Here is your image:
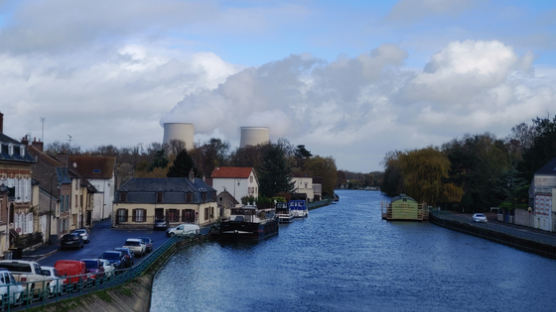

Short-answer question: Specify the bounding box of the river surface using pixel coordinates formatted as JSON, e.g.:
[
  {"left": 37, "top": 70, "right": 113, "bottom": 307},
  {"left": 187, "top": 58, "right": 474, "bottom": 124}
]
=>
[{"left": 151, "top": 190, "right": 556, "bottom": 312}]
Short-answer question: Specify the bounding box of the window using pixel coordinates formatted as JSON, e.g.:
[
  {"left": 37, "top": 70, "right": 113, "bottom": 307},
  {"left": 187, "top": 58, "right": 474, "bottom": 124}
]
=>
[
  {"left": 182, "top": 209, "right": 195, "bottom": 223},
  {"left": 201, "top": 192, "right": 207, "bottom": 201},
  {"left": 167, "top": 209, "right": 179, "bottom": 222},
  {"left": 155, "top": 208, "right": 164, "bottom": 220},
  {"left": 186, "top": 192, "right": 192, "bottom": 203},
  {"left": 119, "top": 192, "right": 127, "bottom": 202},
  {"left": 75, "top": 179, "right": 79, "bottom": 190},
  {"left": 75, "top": 195, "right": 78, "bottom": 208},
  {"left": 116, "top": 209, "right": 128, "bottom": 224},
  {"left": 204, "top": 207, "right": 209, "bottom": 220},
  {"left": 210, "top": 207, "right": 214, "bottom": 218},
  {"left": 250, "top": 176, "right": 253, "bottom": 183},
  {"left": 133, "top": 209, "right": 146, "bottom": 222},
  {"left": 80, "top": 195, "right": 83, "bottom": 207}
]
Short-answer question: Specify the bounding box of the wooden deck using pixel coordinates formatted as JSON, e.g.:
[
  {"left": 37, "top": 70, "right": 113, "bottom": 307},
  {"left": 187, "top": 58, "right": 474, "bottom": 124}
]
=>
[{"left": 381, "top": 202, "right": 429, "bottom": 221}]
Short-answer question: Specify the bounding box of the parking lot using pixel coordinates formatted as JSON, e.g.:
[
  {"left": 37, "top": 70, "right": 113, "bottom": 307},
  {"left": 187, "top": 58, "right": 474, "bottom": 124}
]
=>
[{"left": 39, "top": 220, "right": 170, "bottom": 267}]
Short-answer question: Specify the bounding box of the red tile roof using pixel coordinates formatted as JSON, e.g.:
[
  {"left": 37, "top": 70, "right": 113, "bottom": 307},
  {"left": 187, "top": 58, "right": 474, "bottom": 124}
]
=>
[
  {"left": 211, "top": 167, "right": 253, "bottom": 179},
  {"left": 68, "top": 155, "right": 116, "bottom": 179}
]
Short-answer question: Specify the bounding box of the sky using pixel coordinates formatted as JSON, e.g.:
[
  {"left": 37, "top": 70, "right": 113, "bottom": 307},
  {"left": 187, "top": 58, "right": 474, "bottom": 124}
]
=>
[{"left": 0, "top": 0, "right": 555, "bottom": 172}]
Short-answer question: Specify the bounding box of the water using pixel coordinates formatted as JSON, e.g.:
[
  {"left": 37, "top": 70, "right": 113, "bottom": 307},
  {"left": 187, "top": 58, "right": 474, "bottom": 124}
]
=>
[{"left": 151, "top": 190, "right": 556, "bottom": 311}]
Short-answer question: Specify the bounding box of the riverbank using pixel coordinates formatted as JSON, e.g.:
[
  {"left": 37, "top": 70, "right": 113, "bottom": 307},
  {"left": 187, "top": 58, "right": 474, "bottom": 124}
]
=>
[
  {"left": 430, "top": 210, "right": 556, "bottom": 259},
  {"left": 307, "top": 199, "right": 332, "bottom": 210}
]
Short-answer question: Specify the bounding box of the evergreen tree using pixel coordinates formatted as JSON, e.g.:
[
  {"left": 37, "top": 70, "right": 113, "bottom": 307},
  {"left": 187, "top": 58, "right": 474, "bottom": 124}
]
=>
[
  {"left": 167, "top": 149, "right": 195, "bottom": 177},
  {"left": 257, "top": 143, "right": 294, "bottom": 197}
]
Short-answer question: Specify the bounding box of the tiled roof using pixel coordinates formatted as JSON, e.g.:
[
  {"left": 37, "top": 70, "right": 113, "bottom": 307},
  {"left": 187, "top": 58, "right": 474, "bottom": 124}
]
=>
[
  {"left": 68, "top": 155, "right": 116, "bottom": 179},
  {"left": 211, "top": 167, "right": 253, "bottom": 179},
  {"left": 116, "top": 178, "right": 216, "bottom": 204},
  {"left": 535, "top": 157, "right": 556, "bottom": 176}
]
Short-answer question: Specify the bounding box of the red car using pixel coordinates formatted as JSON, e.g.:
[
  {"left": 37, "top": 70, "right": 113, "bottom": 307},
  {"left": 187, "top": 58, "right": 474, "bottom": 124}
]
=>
[{"left": 54, "top": 260, "right": 87, "bottom": 284}]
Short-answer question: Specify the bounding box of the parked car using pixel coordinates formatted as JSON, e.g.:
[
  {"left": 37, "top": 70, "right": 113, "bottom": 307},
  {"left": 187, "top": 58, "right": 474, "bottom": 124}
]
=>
[
  {"left": 154, "top": 219, "right": 169, "bottom": 230},
  {"left": 0, "top": 270, "right": 24, "bottom": 305},
  {"left": 99, "top": 251, "right": 125, "bottom": 270},
  {"left": 60, "top": 233, "right": 84, "bottom": 249},
  {"left": 114, "top": 248, "right": 134, "bottom": 268},
  {"left": 40, "top": 266, "right": 64, "bottom": 295},
  {"left": 139, "top": 237, "right": 153, "bottom": 253},
  {"left": 72, "top": 229, "right": 90, "bottom": 243},
  {"left": 99, "top": 259, "right": 115, "bottom": 278},
  {"left": 472, "top": 213, "right": 488, "bottom": 223},
  {"left": 54, "top": 260, "right": 87, "bottom": 284},
  {"left": 0, "top": 260, "right": 49, "bottom": 292},
  {"left": 167, "top": 223, "right": 200, "bottom": 237},
  {"left": 123, "top": 238, "right": 146, "bottom": 257},
  {"left": 81, "top": 259, "right": 105, "bottom": 281}
]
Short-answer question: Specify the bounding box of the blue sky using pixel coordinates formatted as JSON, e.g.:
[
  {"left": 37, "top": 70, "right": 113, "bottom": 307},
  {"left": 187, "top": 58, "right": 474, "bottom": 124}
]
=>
[{"left": 0, "top": 0, "right": 555, "bottom": 172}]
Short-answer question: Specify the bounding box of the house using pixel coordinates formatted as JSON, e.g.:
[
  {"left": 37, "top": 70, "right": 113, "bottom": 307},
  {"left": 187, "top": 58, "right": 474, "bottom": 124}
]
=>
[
  {"left": 530, "top": 158, "right": 556, "bottom": 232},
  {"left": 210, "top": 167, "right": 258, "bottom": 204},
  {"left": 69, "top": 155, "right": 115, "bottom": 221},
  {"left": 216, "top": 190, "right": 240, "bottom": 220},
  {"left": 291, "top": 176, "right": 314, "bottom": 201},
  {"left": 313, "top": 183, "right": 322, "bottom": 201},
  {"left": 382, "top": 194, "right": 428, "bottom": 221},
  {"left": 0, "top": 113, "right": 36, "bottom": 256},
  {"left": 113, "top": 177, "right": 218, "bottom": 229}
]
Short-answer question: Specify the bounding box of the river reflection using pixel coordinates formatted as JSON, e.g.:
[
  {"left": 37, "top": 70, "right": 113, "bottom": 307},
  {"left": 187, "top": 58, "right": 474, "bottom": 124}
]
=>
[{"left": 151, "top": 190, "right": 556, "bottom": 312}]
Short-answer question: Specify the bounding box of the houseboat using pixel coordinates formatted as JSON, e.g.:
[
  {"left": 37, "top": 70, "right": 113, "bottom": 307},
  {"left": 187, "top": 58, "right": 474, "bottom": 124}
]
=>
[
  {"left": 289, "top": 200, "right": 308, "bottom": 218},
  {"left": 219, "top": 204, "right": 279, "bottom": 240},
  {"left": 275, "top": 202, "right": 294, "bottom": 223},
  {"left": 381, "top": 194, "right": 429, "bottom": 221}
]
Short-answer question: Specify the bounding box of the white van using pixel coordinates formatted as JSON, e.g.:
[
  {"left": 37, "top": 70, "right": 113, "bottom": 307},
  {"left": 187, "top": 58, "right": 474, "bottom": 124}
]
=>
[{"left": 166, "top": 224, "right": 200, "bottom": 237}]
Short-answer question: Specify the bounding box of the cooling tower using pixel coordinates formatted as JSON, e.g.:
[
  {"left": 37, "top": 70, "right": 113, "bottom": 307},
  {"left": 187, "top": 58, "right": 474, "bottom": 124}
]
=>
[
  {"left": 163, "top": 123, "right": 194, "bottom": 151},
  {"left": 240, "top": 127, "right": 270, "bottom": 148}
]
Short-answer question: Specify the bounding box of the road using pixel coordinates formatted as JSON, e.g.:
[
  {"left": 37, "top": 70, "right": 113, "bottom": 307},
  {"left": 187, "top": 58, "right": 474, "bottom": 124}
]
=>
[
  {"left": 39, "top": 220, "right": 170, "bottom": 267},
  {"left": 433, "top": 210, "right": 556, "bottom": 247}
]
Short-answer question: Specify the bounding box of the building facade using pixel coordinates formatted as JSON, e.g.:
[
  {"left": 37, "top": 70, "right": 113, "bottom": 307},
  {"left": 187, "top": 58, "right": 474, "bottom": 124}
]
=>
[
  {"left": 113, "top": 177, "right": 218, "bottom": 229},
  {"left": 530, "top": 158, "right": 556, "bottom": 232},
  {"left": 211, "top": 167, "right": 258, "bottom": 204},
  {"left": 69, "top": 155, "right": 115, "bottom": 221},
  {"left": 291, "top": 176, "right": 314, "bottom": 201}
]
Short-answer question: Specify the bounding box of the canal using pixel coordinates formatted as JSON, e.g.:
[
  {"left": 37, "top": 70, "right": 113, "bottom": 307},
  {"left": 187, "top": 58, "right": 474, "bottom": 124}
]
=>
[{"left": 151, "top": 190, "right": 556, "bottom": 312}]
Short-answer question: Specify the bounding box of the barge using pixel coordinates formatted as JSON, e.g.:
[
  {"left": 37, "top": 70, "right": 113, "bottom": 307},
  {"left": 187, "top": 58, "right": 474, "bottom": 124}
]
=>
[
  {"left": 219, "top": 204, "right": 278, "bottom": 240},
  {"left": 276, "top": 202, "right": 294, "bottom": 223}
]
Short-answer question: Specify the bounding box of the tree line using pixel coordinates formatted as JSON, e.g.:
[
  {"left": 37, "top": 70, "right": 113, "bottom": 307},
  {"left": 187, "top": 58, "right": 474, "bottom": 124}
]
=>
[
  {"left": 381, "top": 115, "right": 556, "bottom": 212},
  {"left": 45, "top": 138, "right": 338, "bottom": 199}
]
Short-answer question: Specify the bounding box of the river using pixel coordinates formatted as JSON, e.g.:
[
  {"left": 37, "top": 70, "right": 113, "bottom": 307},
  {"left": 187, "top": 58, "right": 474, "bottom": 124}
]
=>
[{"left": 151, "top": 190, "right": 556, "bottom": 311}]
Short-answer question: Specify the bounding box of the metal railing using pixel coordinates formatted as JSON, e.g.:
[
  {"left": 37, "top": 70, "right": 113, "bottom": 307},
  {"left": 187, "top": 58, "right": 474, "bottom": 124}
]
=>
[{"left": 0, "top": 235, "right": 183, "bottom": 311}]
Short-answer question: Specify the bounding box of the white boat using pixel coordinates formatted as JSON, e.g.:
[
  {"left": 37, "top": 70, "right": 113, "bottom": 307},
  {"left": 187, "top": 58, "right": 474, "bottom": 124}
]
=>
[
  {"left": 275, "top": 202, "right": 294, "bottom": 223},
  {"left": 288, "top": 200, "right": 308, "bottom": 218}
]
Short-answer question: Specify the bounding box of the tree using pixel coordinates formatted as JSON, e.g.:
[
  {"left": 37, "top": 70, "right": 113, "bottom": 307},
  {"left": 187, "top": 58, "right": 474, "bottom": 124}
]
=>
[
  {"left": 167, "top": 149, "right": 195, "bottom": 177},
  {"left": 518, "top": 115, "right": 556, "bottom": 183},
  {"left": 381, "top": 151, "right": 403, "bottom": 196},
  {"left": 190, "top": 138, "right": 229, "bottom": 178},
  {"left": 303, "top": 156, "right": 337, "bottom": 197},
  {"left": 257, "top": 143, "right": 294, "bottom": 197}
]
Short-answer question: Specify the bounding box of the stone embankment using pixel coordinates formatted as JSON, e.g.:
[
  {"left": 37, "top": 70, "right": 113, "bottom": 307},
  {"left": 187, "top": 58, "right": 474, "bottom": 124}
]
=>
[{"left": 430, "top": 211, "right": 556, "bottom": 259}]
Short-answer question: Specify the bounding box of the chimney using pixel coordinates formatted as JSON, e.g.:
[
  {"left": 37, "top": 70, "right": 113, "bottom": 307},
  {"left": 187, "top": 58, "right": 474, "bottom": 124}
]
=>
[
  {"left": 21, "top": 136, "right": 29, "bottom": 146},
  {"left": 0, "top": 112, "right": 3, "bottom": 134},
  {"left": 31, "top": 137, "right": 44, "bottom": 152}
]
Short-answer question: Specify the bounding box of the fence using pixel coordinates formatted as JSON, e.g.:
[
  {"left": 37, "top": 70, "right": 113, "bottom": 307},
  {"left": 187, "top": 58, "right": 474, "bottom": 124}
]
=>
[{"left": 0, "top": 235, "right": 186, "bottom": 311}]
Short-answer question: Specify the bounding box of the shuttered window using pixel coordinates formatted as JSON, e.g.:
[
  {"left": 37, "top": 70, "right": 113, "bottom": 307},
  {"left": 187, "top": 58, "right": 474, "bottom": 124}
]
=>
[
  {"left": 167, "top": 209, "right": 179, "bottom": 222},
  {"left": 132, "top": 209, "right": 146, "bottom": 222},
  {"left": 116, "top": 209, "right": 128, "bottom": 224}
]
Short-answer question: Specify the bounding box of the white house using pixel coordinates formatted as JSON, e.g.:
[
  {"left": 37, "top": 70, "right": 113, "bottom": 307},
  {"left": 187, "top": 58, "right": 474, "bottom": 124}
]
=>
[
  {"left": 211, "top": 167, "right": 258, "bottom": 204},
  {"left": 69, "top": 155, "right": 115, "bottom": 221},
  {"left": 291, "top": 176, "right": 314, "bottom": 201},
  {"left": 530, "top": 157, "right": 556, "bottom": 232}
]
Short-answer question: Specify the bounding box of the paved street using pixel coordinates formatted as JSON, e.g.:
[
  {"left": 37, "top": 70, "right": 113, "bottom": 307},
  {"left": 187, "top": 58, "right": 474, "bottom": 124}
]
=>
[
  {"left": 38, "top": 220, "right": 170, "bottom": 267},
  {"left": 433, "top": 210, "right": 556, "bottom": 247}
]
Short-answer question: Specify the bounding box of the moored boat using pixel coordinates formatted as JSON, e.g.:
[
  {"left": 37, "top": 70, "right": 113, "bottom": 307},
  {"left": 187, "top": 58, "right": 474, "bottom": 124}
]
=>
[
  {"left": 219, "top": 204, "right": 278, "bottom": 240},
  {"left": 275, "top": 202, "right": 293, "bottom": 223},
  {"left": 288, "top": 200, "right": 308, "bottom": 218}
]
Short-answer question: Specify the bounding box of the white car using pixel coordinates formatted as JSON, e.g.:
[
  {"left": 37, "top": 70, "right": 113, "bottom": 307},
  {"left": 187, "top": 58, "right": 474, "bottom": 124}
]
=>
[
  {"left": 99, "top": 259, "right": 115, "bottom": 278},
  {"left": 472, "top": 213, "right": 488, "bottom": 223},
  {"left": 166, "top": 224, "right": 200, "bottom": 237},
  {"left": 39, "top": 266, "right": 64, "bottom": 295},
  {"left": 72, "top": 229, "right": 90, "bottom": 243},
  {"left": 0, "top": 270, "right": 24, "bottom": 305},
  {"left": 123, "top": 238, "right": 146, "bottom": 257}
]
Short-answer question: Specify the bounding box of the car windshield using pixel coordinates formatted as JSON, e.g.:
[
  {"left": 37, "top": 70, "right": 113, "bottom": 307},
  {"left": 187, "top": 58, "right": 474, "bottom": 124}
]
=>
[
  {"left": 125, "top": 241, "right": 141, "bottom": 246},
  {"left": 102, "top": 252, "right": 119, "bottom": 260},
  {"left": 83, "top": 260, "right": 98, "bottom": 268}
]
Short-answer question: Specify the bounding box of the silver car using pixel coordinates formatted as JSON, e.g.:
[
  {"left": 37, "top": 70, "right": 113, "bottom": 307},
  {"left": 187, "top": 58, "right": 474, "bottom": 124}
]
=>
[{"left": 72, "top": 229, "right": 90, "bottom": 243}]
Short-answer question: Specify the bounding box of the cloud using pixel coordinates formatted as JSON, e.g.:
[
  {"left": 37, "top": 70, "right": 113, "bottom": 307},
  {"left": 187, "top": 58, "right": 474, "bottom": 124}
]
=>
[{"left": 165, "top": 40, "right": 555, "bottom": 171}]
